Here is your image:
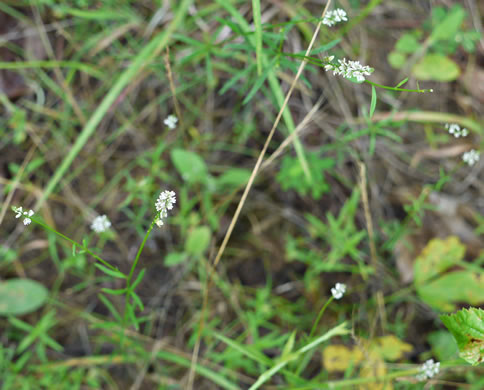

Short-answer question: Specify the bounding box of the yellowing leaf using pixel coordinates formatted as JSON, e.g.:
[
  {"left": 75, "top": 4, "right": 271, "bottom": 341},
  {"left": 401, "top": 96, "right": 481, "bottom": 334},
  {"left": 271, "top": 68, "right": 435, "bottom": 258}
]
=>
[
  {"left": 414, "top": 236, "right": 465, "bottom": 285},
  {"left": 322, "top": 345, "right": 363, "bottom": 372},
  {"left": 370, "top": 335, "right": 413, "bottom": 361},
  {"left": 414, "top": 237, "right": 484, "bottom": 312}
]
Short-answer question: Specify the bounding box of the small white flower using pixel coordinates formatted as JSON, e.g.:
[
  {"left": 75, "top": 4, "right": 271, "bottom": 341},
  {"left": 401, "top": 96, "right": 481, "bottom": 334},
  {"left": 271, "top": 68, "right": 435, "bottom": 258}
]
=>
[
  {"left": 324, "top": 58, "right": 374, "bottom": 82},
  {"left": 416, "top": 359, "right": 440, "bottom": 381},
  {"left": 164, "top": 115, "right": 178, "bottom": 130},
  {"left": 322, "top": 9, "right": 348, "bottom": 27},
  {"left": 331, "top": 283, "right": 346, "bottom": 300},
  {"left": 445, "top": 123, "right": 468, "bottom": 138},
  {"left": 13, "top": 206, "right": 34, "bottom": 226},
  {"left": 155, "top": 190, "right": 176, "bottom": 227},
  {"left": 462, "top": 149, "right": 480, "bottom": 166},
  {"left": 91, "top": 215, "right": 111, "bottom": 233}
]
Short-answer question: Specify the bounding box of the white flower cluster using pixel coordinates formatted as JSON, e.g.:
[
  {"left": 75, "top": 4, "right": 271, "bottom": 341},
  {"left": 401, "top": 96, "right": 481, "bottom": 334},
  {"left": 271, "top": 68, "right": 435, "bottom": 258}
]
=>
[
  {"left": 155, "top": 190, "right": 176, "bottom": 227},
  {"left": 14, "top": 206, "right": 34, "bottom": 225},
  {"left": 462, "top": 149, "right": 480, "bottom": 166},
  {"left": 331, "top": 283, "right": 346, "bottom": 300},
  {"left": 91, "top": 215, "right": 111, "bottom": 233},
  {"left": 324, "top": 57, "right": 374, "bottom": 82},
  {"left": 322, "top": 9, "right": 348, "bottom": 27},
  {"left": 445, "top": 123, "right": 468, "bottom": 138},
  {"left": 164, "top": 115, "right": 178, "bottom": 130},
  {"left": 416, "top": 359, "right": 440, "bottom": 381}
]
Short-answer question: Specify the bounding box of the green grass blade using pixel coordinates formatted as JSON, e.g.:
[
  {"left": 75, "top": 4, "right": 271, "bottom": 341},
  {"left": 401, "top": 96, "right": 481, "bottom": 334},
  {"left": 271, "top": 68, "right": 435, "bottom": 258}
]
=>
[
  {"left": 214, "top": 333, "right": 272, "bottom": 365},
  {"left": 156, "top": 350, "right": 240, "bottom": 390},
  {"left": 0, "top": 61, "right": 104, "bottom": 79},
  {"left": 252, "top": 0, "right": 263, "bottom": 75},
  {"left": 248, "top": 322, "right": 349, "bottom": 389},
  {"left": 35, "top": 0, "right": 193, "bottom": 209}
]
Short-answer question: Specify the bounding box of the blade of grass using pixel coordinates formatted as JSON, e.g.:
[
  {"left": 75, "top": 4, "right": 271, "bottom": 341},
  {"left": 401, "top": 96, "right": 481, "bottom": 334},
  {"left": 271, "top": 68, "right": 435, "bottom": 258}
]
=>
[
  {"left": 252, "top": 0, "right": 263, "bottom": 75},
  {"left": 249, "top": 322, "right": 349, "bottom": 390},
  {"left": 34, "top": 0, "right": 193, "bottom": 210},
  {"left": 0, "top": 61, "right": 104, "bottom": 79},
  {"left": 156, "top": 350, "right": 240, "bottom": 390}
]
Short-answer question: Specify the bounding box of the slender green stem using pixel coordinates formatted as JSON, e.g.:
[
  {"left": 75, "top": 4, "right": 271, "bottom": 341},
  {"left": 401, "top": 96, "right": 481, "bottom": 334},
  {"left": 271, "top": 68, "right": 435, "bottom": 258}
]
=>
[
  {"left": 309, "top": 297, "right": 333, "bottom": 339},
  {"left": 365, "top": 80, "right": 433, "bottom": 93},
  {"left": 32, "top": 218, "right": 116, "bottom": 271},
  {"left": 122, "top": 218, "right": 156, "bottom": 330},
  {"left": 127, "top": 219, "right": 156, "bottom": 284}
]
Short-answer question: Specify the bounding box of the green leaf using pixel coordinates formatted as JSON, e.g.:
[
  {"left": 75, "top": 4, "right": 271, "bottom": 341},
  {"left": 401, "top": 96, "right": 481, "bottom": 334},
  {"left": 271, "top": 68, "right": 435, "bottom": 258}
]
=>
[
  {"left": 395, "top": 77, "right": 408, "bottom": 88},
  {"left": 131, "top": 268, "right": 146, "bottom": 290},
  {"left": 98, "top": 294, "right": 122, "bottom": 322},
  {"left": 428, "top": 331, "right": 459, "bottom": 361},
  {"left": 441, "top": 308, "right": 484, "bottom": 365},
  {"left": 369, "top": 86, "right": 377, "bottom": 118},
  {"left": 242, "top": 57, "right": 277, "bottom": 105},
  {"left": 387, "top": 51, "right": 407, "bottom": 69},
  {"left": 417, "top": 271, "right": 484, "bottom": 312},
  {"left": 171, "top": 149, "right": 209, "bottom": 185},
  {"left": 185, "top": 226, "right": 211, "bottom": 257},
  {"left": 430, "top": 5, "right": 466, "bottom": 43},
  {"left": 101, "top": 287, "right": 127, "bottom": 295},
  {"left": 165, "top": 251, "right": 188, "bottom": 267},
  {"left": 412, "top": 53, "right": 460, "bottom": 81},
  {"left": 395, "top": 33, "right": 420, "bottom": 53},
  {"left": 216, "top": 168, "right": 251, "bottom": 189},
  {"left": 0, "top": 279, "right": 48, "bottom": 316},
  {"left": 94, "top": 264, "right": 126, "bottom": 279},
  {"left": 276, "top": 153, "right": 334, "bottom": 200}
]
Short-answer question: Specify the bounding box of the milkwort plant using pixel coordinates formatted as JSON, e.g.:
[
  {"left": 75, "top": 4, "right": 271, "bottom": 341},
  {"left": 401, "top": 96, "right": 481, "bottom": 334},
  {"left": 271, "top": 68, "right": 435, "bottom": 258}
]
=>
[
  {"left": 3, "top": 0, "right": 483, "bottom": 388},
  {"left": 11, "top": 189, "right": 176, "bottom": 333}
]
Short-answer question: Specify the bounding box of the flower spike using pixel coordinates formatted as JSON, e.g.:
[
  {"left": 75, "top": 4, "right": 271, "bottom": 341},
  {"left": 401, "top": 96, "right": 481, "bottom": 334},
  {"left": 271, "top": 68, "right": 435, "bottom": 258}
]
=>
[{"left": 13, "top": 206, "right": 35, "bottom": 226}]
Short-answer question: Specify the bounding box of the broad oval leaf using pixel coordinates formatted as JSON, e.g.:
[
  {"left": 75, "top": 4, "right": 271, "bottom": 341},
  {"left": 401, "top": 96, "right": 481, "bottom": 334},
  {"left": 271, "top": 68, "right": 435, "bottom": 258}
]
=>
[
  {"left": 412, "top": 54, "right": 460, "bottom": 81},
  {"left": 185, "top": 226, "right": 211, "bottom": 256},
  {"left": 0, "top": 278, "right": 48, "bottom": 316},
  {"left": 395, "top": 33, "right": 420, "bottom": 54},
  {"left": 171, "top": 149, "right": 208, "bottom": 185}
]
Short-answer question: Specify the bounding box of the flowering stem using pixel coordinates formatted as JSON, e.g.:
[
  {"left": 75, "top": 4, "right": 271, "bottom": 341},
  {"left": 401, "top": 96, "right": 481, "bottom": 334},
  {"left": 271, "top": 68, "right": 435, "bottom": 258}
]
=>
[
  {"left": 365, "top": 80, "right": 433, "bottom": 93},
  {"left": 32, "top": 218, "right": 117, "bottom": 271},
  {"left": 309, "top": 297, "right": 333, "bottom": 339},
  {"left": 127, "top": 219, "right": 155, "bottom": 284},
  {"left": 122, "top": 218, "right": 156, "bottom": 330}
]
